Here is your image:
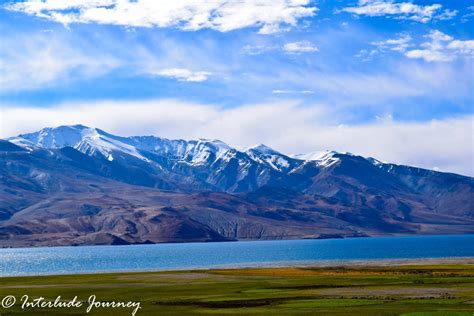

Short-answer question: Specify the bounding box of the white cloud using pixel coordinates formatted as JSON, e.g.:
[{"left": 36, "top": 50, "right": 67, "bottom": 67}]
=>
[
  {"left": 283, "top": 41, "right": 318, "bottom": 53},
  {"left": 1, "top": 100, "right": 473, "bottom": 176},
  {"left": 154, "top": 68, "right": 211, "bottom": 82},
  {"left": 405, "top": 49, "right": 452, "bottom": 62},
  {"left": 5, "top": 0, "right": 317, "bottom": 34},
  {"left": 405, "top": 30, "right": 473, "bottom": 62},
  {"left": 342, "top": 0, "right": 457, "bottom": 23},
  {"left": 447, "top": 40, "right": 474, "bottom": 55},
  {"left": 362, "top": 30, "right": 474, "bottom": 63}
]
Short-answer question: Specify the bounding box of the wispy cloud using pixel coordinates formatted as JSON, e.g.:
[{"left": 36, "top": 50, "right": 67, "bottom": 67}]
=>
[
  {"left": 154, "top": 68, "right": 212, "bottom": 82},
  {"left": 461, "top": 5, "right": 474, "bottom": 22},
  {"left": 241, "top": 41, "right": 318, "bottom": 56},
  {"left": 0, "top": 33, "right": 120, "bottom": 91},
  {"left": 5, "top": 0, "right": 317, "bottom": 34},
  {"left": 0, "top": 28, "right": 224, "bottom": 91},
  {"left": 272, "top": 89, "right": 314, "bottom": 94},
  {"left": 357, "top": 33, "right": 412, "bottom": 61},
  {"left": 241, "top": 44, "right": 278, "bottom": 56},
  {"left": 2, "top": 100, "right": 473, "bottom": 176},
  {"left": 283, "top": 41, "right": 318, "bottom": 53},
  {"left": 370, "top": 34, "right": 412, "bottom": 52},
  {"left": 341, "top": 0, "right": 457, "bottom": 23},
  {"left": 360, "top": 30, "right": 474, "bottom": 62}
]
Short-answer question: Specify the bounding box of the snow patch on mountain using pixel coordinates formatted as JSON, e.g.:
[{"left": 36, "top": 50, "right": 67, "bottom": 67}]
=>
[
  {"left": 7, "top": 137, "right": 38, "bottom": 151},
  {"left": 292, "top": 150, "right": 334, "bottom": 161},
  {"left": 367, "top": 157, "right": 384, "bottom": 167},
  {"left": 292, "top": 150, "right": 362, "bottom": 168},
  {"left": 9, "top": 125, "right": 150, "bottom": 162},
  {"left": 292, "top": 150, "right": 341, "bottom": 167},
  {"left": 245, "top": 144, "right": 292, "bottom": 171}
]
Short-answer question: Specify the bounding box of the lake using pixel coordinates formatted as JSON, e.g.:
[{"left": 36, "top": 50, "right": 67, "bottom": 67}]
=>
[{"left": 1, "top": 234, "right": 473, "bottom": 277}]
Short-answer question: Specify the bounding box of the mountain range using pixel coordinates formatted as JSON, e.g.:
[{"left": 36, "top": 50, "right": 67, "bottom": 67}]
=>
[{"left": 1, "top": 124, "right": 473, "bottom": 247}]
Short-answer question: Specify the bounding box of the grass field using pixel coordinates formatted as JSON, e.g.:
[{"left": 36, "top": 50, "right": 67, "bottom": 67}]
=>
[{"left": 1, "top": 262, "right": 474, "bottom": 315}]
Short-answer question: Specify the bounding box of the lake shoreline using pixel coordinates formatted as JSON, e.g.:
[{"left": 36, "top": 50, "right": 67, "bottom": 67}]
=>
[{"left": 2, "top": 234, "right": 474, "bottom": 277}]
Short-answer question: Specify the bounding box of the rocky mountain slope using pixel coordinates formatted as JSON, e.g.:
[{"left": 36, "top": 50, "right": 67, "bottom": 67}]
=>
[{"left": 1, "top": 125, "right": 473, "bottom": 247}]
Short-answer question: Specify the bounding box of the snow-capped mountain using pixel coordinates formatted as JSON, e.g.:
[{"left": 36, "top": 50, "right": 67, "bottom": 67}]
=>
[
  {"left": 10, "top": 125, "right": 291, "bottom": 170},
  {"left": 9, "top": 125, "right": 342, "bottom": 166},
  {"left": 1, "top": 125, "right": 473, "bottom": 247},
  {"left": 8, "top": 125, "right": 353, "bottom": 192},
  {"left": 8, "top": 124, "right": 470, "bottom": 194},
  {"left": 10, "top": 125, "right": 149, "bottom": 162},
  {"left": 245, "top": 144, "right": 297, "bottom": 172}
]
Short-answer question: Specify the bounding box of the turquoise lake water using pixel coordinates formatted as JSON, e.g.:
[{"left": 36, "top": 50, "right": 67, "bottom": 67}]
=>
[{"left": 1, "top": 234, "right": 473, "bottom": 277}]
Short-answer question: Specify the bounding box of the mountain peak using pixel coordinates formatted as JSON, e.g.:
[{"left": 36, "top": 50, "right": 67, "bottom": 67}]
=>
[
  {"left": 64, "top": 124, "right": 89, "bottom": 130},
  {"left": 244, "top": 144, "right": 293, "bottom": 171},
  {"left": 13, "top": 124, "right": 94, "bottom": 149},
  {"left": 9, "top": 125, "right": 150, "bottom": 162},
  {"left": 196, "top": 138, "right": 231, "bottom": 151},
  {"left": 37, "top": 124, "right": 92, "bottom": 134},
  {"left": 245, "top": 144, "right": 281, "bottom": 155}
]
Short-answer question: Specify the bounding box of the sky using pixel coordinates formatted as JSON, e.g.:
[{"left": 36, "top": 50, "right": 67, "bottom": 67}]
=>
[{"left": 0, "top": 0, "right": 473, "bottom": 176}]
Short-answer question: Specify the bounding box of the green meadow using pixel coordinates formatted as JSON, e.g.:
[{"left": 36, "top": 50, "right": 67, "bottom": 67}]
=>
[{"left": 1, "top": 263, "right": 474, "bottom": 315}]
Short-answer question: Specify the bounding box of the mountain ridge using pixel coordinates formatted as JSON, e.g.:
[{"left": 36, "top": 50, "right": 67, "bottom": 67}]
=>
[
  {"left": 1, "top": 125, "right": 473, "bottom": 247},
  {"left": 9, "top": 124, "right": 468, "bottom": 178}
]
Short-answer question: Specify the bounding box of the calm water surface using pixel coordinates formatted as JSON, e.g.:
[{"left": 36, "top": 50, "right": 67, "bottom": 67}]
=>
[{"left": 1, "top": 234, "right": 473, "bottom": 277}]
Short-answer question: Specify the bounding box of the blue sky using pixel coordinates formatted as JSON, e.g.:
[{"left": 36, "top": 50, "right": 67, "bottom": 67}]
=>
[{"left": 0, "top": 0, "right": 473, "bottom": 175}]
